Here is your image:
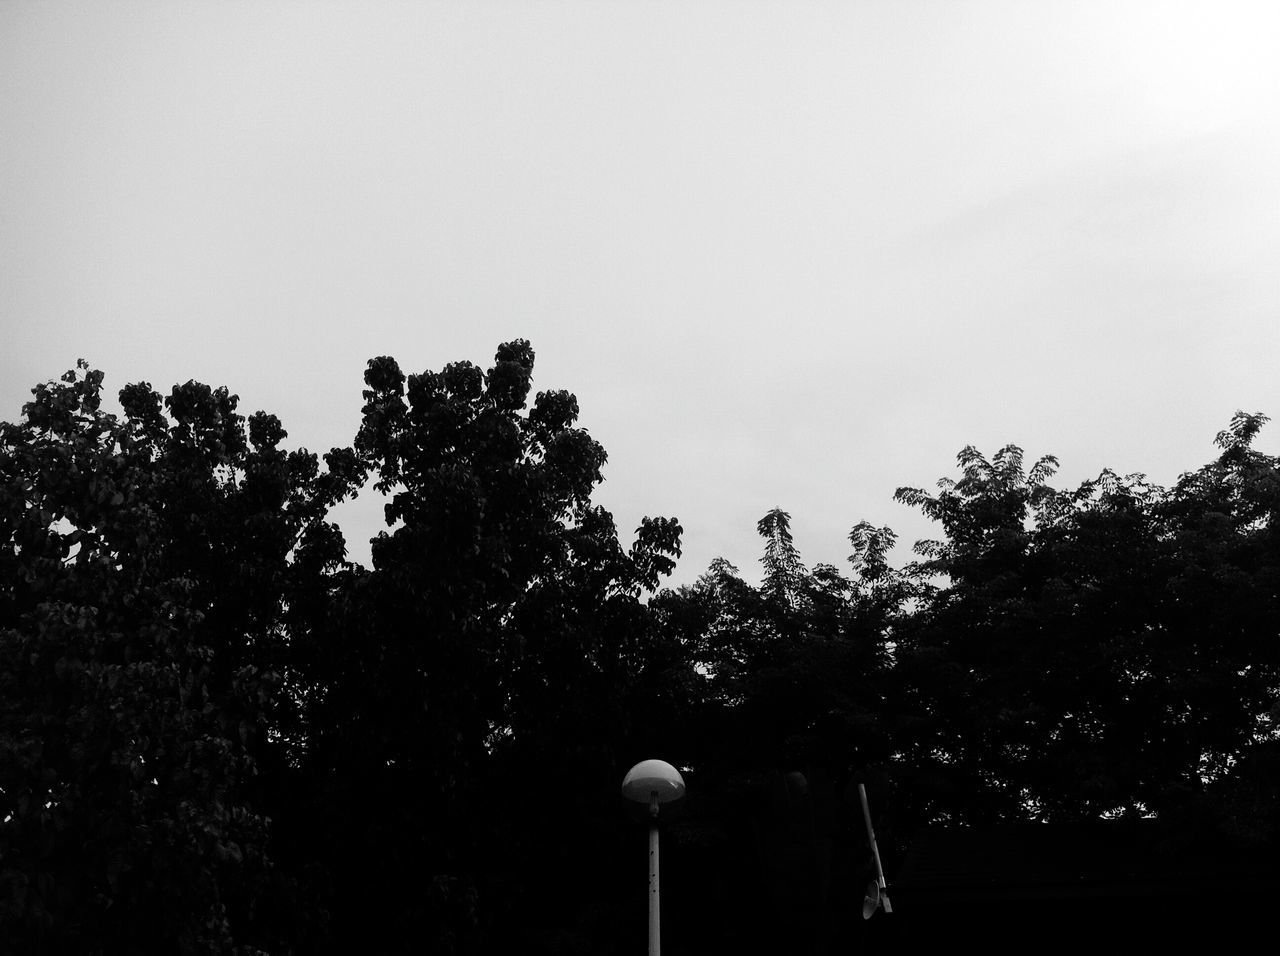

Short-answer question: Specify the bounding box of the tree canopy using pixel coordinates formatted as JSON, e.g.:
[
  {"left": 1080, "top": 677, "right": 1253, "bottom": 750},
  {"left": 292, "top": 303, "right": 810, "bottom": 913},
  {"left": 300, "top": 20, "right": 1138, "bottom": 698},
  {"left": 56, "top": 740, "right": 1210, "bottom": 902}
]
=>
[{"left": 3, "top": 345, "right": 1278, "bottom": 953}]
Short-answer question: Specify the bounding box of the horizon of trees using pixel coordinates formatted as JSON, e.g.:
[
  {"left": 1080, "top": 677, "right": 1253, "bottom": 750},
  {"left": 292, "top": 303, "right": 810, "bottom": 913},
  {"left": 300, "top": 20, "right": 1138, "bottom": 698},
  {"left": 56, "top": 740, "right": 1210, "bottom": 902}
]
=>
[{"left": 3, "top": 342, "right": 1278, "bottom": 953}]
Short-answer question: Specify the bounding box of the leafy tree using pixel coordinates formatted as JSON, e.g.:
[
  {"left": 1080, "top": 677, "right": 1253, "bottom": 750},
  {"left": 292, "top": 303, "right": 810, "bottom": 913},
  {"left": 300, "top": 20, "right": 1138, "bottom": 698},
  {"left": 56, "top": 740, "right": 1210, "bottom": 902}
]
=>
[
  {"left": 647, "top": 511, "right": 898, "bottom": 953},
  {"left": 9, "top": 345, "right": 1278, "bottom": 954},
  {"left": 757, "top": 508, "right": 808, "bottom": 611},
  {"left": 888, "top": 417, "right": 1280, "bottom": 827},
  {"left": 0, "top": 361, "right": 361, "bottom": 952},
  {"left": 286, "top": 340, "right": 683, "bottom": 952}
]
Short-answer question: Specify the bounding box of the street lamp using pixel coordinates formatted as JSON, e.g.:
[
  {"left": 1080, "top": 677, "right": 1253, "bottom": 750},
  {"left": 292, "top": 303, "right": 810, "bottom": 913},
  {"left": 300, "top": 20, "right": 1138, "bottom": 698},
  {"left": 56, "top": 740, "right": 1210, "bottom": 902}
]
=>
[{"left": 621, "top": 759, "right": 686, "bottom": 956}]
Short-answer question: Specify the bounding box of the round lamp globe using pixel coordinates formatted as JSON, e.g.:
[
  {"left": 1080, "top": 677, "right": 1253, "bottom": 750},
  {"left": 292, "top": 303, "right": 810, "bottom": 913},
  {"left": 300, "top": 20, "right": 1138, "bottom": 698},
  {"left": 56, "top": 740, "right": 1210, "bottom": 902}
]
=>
[{"left": 621, "top": 759, "right": 686, "bottom": 806}]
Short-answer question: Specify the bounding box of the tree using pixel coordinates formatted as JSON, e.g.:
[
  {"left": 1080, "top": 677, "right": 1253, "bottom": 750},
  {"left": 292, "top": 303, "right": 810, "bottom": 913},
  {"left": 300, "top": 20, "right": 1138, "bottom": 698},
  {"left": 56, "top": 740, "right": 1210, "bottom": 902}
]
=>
[
  {"left": 11, "top": 345, "right": 1277, "bottom": 953},
  {"left": 0, "top": 361, "right": 361, "bottom": 952},
  {"left": 646, "top": 510, "right": 899, "bottom": 954},
  {"left": 285, "top": 340, "right": 683, "bottom": 952},
  {"left": 757, "top": 508, "right": 808, "bottom": 611},
  {"left": 888, "top": 417, "right": 1280, "bottom": 827}
]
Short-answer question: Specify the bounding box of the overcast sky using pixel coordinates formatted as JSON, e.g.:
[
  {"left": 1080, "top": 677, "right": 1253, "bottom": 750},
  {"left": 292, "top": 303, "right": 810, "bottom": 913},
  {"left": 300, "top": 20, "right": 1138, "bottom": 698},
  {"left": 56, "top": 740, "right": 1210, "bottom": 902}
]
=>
[{"left": 4, "top": 0, "right": 1279, "bottom": 586}]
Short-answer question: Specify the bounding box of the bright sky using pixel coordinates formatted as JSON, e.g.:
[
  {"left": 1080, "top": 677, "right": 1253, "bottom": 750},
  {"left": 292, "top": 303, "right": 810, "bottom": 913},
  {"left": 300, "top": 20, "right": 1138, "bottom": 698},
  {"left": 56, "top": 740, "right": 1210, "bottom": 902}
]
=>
[{"left": 4, "top": 1, "right": 1279, "bottom": 586}]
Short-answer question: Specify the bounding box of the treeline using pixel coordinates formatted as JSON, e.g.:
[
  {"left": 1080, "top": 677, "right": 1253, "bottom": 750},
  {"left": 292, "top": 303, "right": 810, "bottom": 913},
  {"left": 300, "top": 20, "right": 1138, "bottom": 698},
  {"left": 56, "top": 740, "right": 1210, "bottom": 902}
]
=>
[{"left": 2, "top": 342, "right": 1278, "bottom": 953}]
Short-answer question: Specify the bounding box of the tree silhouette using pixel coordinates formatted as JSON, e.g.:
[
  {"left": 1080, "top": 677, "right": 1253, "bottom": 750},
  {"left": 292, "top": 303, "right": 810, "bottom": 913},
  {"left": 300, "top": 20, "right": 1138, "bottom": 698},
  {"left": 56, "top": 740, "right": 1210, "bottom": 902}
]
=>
[
  {"left": 887, "top": 417, "right": 1280, "bottom": 828},
  {"left": 0, "top": 361, "right": 362, "bottom": 951},
  {"left": 4, "top": 347, "right": 1279, "bottom": 954},
  {"left": 283, "top": 341, "right": 683, "bottom": 952}
]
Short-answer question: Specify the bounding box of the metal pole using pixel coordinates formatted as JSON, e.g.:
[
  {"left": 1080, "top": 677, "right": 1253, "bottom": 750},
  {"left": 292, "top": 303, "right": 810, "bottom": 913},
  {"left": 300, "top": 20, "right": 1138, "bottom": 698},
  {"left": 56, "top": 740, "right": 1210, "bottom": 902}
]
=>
[{"left": 649, "top": 791, "right": 660, "bottom": 956}]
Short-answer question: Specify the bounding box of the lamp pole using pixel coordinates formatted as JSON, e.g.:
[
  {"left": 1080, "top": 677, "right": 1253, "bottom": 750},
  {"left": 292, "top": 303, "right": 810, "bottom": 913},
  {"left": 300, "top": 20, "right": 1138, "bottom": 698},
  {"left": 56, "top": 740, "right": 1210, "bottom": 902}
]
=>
[
  {"left": 648, "top": 792, "right": 660, "bottom": 955},
  {"left": 622, "top": 759, "right": 686, "bottom": 956}
]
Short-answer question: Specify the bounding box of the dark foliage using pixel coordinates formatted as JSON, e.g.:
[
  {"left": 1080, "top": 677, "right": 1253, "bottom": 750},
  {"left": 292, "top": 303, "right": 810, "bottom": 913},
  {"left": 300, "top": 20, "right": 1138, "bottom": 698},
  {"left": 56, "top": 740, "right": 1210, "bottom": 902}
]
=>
[
  {"left": 3, "top": 346, "right": 1278, "bottom": 953},
  {"left": 0, "top": 361, "right": 361, "bottom": 952}
]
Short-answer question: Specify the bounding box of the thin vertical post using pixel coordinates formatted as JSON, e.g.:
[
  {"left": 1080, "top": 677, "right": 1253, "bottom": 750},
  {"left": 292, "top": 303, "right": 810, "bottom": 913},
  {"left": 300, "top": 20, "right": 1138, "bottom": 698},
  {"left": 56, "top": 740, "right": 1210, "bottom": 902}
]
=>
[
  {"left": 858, "top": 782, "right": 892, "bottom": 913},
  {"left": 857, "top": 784, "right": 883, "bottom": 882},
  {"left": 649, "top": 791, "right": 660, "bottom": 956}
]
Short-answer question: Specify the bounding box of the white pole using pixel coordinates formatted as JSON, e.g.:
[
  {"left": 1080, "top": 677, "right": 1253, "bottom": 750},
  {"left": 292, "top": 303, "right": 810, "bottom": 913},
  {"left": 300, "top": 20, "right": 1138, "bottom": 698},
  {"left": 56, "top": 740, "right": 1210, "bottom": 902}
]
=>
[
  {"left": 649, "top": 791, "right": 660, "bottom": 956},
  {"left": 858, "top": 783, "right": 893, "bottom": 913}
]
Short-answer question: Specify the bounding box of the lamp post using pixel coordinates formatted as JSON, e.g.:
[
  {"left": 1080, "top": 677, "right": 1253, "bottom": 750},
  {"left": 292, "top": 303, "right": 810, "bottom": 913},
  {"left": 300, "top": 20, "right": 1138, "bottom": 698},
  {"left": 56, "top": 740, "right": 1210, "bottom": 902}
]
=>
[{"left": 621, "top": 759, "right": 685, "bottom": 956}]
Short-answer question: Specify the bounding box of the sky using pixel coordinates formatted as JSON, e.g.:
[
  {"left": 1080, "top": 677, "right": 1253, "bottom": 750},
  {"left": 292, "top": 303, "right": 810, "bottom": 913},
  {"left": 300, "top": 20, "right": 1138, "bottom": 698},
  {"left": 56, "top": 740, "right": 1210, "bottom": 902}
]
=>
[{"left": 3, "top": 0, "right": 1279, "bottom": 587}]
